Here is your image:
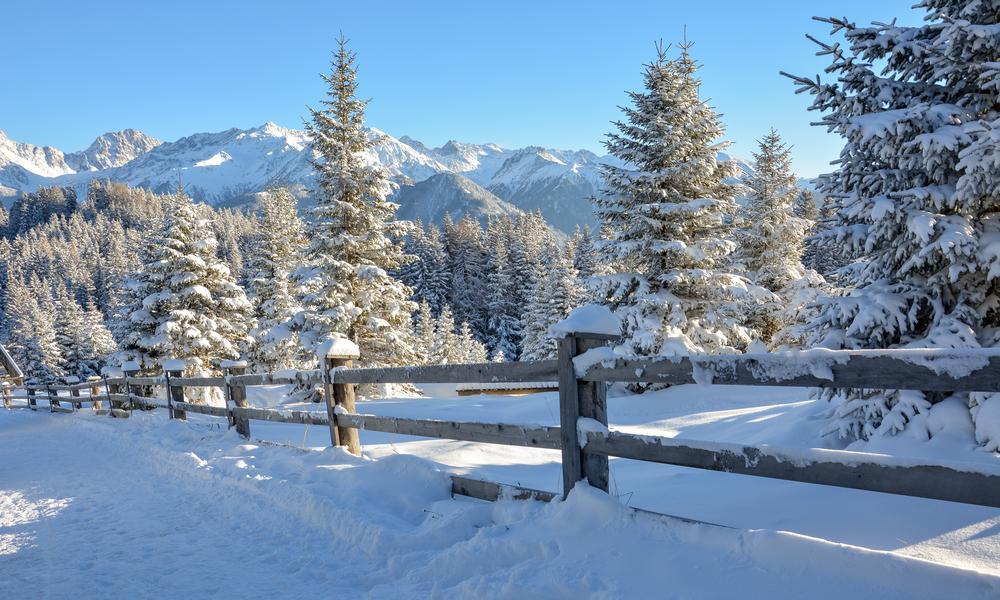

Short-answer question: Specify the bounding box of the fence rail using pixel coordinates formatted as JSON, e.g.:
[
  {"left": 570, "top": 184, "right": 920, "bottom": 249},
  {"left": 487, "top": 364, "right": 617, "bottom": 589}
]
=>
[{"left": 6, "top": 338, "right": 1000, "bottom": 515}]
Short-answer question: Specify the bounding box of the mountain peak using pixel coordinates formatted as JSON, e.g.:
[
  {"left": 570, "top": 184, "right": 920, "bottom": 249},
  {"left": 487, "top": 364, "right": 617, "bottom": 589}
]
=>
[{"left": 66, "top": 129, "right": 162, "bottom": 172}]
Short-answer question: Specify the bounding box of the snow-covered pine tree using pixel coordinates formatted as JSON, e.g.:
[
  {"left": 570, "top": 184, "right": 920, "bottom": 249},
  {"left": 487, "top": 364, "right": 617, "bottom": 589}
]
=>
[
  {"left": 443, "top": 214, "right": 489, "bottom": 342},
  {"left": 592, "top": 42, "right": 751, "bottom": 359},
  {"left": 4, "top": 273, "right": 63, "bottom": 380},
  {"left": 412, "top": 300, "right": 437, "bottom": 363},
  {"left": 521, "top": 245, "right": 583, "bottom": 361},
  {"left": 736, "top": 129, "right": 810, "bottom": 343},
  {"left": 401, "top": 221, "right": 451, "bottom": 317},
  {"left": 53, "top": 281, "right": 92, "bottom": 376},
  {"left": 457, "top": 321, "right": 488, "bottom": 363},
  {"left": 571, "top": 224, "right": 598, "bottom": 283},
  {"left": 246, "top": 186, "right": 307, "bottom": 372},
  {"left": 120, "top": 194, "right": 252, "bottom": 380},
  {"left": 297, "top": 35, "right": 417, "bottom": 369},
  {"left": 430, "top": 305, "right": 459, "bottom": 364},
  {"left": 793, "top": 189, "right": 819, "bottom": 222},
  {"left": 784, "top": 2, "right": 1000, "bottom": 448},
  {"left": 485, "top": 224, "right": 521, "bottom": 360}
]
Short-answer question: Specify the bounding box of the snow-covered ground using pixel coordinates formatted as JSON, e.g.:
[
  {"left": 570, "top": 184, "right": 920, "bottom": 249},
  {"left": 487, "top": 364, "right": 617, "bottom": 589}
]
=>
[{"left": 1, "top": 384, "right": 998, "bottom": 598}]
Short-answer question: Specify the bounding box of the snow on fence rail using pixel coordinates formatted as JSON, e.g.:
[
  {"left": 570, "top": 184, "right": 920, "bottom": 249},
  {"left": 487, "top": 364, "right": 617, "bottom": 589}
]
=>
[{"left": 7, "top": 335, "right": 1000, "bottom": 513}]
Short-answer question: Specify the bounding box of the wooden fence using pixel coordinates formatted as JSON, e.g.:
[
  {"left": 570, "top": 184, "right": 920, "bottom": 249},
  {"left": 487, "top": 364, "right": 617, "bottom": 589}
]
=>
[{"left": 4, "top": 332, "right": 999, "bottom": 515}]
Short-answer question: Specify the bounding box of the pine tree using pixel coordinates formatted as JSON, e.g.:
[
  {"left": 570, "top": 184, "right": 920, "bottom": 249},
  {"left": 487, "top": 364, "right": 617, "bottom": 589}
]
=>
[
  {"left": 246, "top": 186, "right": 307, "bottom": 372},
  {"left": 444, "top": 214, "right": 489, "bottom": 342},
  {"left": 457, "top": 321, "right": 488, "bottom": 363},
  {"left": 413, "top": 300, "right": 437, "bottom": 363},
  {"left": 297, "top": 35, "right": 417, "bottom": 369},
  {"left": 736, "top": 130, "right": 810, "bottom": 343},
  {"left": 485, "top": 231, "right": 521, "bottom": 360},
  {"left": 592, "top": 42, "right": 751, "bottom": 359},
  {"left": 401, "top": 221, "right": 451, "bottom": 316},
  {"left": 784, "top": 2, "right": 1000, "bottom": 448},
  {"left": 521, "top": 246, "right": 583, "bottom": 361},
  {"left": 4, "top": 273, "right": 63, "bottom": 380},
  {"left": 430, "top": 305, "right": 459, "bottom": 364},
  {"left": 120, "top": 194, "right": 252, "bottom": 378}
]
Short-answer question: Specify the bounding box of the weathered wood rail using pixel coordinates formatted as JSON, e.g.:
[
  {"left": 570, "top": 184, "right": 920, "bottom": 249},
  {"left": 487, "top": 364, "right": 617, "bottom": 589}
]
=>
[{"left": 7, "top": 339, "right": 1000, "bottom": 513}]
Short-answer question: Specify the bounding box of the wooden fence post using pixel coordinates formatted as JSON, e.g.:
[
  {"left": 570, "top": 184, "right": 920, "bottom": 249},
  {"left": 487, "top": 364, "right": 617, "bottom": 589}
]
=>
[
  {"left": 104, "top": 367, "right": 125, "bottom": 416},
  {"left": 46, "top": 382, "right": 59, "bottom": 412},
  {"left": 88, "top": 376, "right": 103, "bottom": 411},
  {"left": 123, "top": 364, "right": 141, "bottom": 416},
  {"left": 2, "top": 382, "right": 10, "bottom": 409},
  {"left": 26, "top": 381, "right": 37, "bottom": 411},
  {"left": 322, "top": 340, "right": 361, "bottom": 455},
  {"left": 222, "top": 361, "right": 250, "bottom": 438},
  {"left": 68, "top": 377, "right": 82, "bottom": 410},
  {"left": 164, "top": 360, "right": 186, "bottom": 420},
  {"left": 557, "top": 331, "right": 616, "bottom": 499}
]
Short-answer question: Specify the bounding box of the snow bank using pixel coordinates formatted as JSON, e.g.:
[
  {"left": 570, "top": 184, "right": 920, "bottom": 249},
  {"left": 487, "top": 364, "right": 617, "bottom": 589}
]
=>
[
  {"left": 550, "top": 303, "right": 621, "bottom": 337},
  {"left": 1, "top": 412, "right": 995, "bottom": 598}
]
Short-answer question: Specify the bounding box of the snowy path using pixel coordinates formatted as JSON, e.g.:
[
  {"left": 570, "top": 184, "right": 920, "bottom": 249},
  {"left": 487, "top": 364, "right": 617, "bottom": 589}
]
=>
[{"left": 1, "top": 410, "right": 998, "bottom": 599}]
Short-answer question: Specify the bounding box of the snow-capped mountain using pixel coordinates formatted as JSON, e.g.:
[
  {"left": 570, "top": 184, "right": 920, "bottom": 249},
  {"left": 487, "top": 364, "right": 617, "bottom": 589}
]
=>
[
  {"left": 65, "top": 129, "right": 162, "bottom": 172},
  {"left": 0, "top": 130, "right": 75, "bottom": 196},
  {"left": 1, "top": 123, "right": 755, "bottom": 233}
]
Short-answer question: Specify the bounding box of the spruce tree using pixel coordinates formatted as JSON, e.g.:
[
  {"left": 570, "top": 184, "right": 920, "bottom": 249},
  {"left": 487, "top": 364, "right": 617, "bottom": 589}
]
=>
[
  {"left": 736, "top": 129, "right": 810, "bottom": 343},
  {"left": 246, "top": 186, "right": 307, "bottom": 372},
  {"left": 298, "top": 35, "right": 417, "bottom": 369},
  {"left": 784, "top": 2, "right": 1000, "bottom": 448},
  {"left": 592, "top": 42, "right": 751, "bottom": 359},
  {"left": 120, "top": 194, "right": 252, "bottom": 378},
  {"left": 521, "top": 246, "right": 583, "bottom": 361},
  {"left": 413, "top": 300, "right": 437, "bottom": 363}
]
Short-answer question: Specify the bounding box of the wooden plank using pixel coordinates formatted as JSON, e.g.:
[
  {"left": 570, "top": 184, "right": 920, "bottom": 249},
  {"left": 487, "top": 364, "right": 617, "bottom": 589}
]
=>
[
  {"left": 125, "top": 376, "right": 164, "bottom": 386},
  {"left": 581, "top": 351, "right": 1000, "bottom": 392},
  {"left": 582, "top": 431, "right": 1000, "bottom": 509},
  {"left": 172, "top": 401, "right": 230, "bottom": 418},
  {"left": 168, "top": 376, "right": 226, "bottom": 387},
  {"left": 232, "top": 406, "right": 330, "bottom": 426},
  {"left": 331, "top": 360, "right": 559, "bottom": 385},
  {"left": 450, "top": 475, "right": 557, "bottom": 502},
  {"left": 228, "top": 371, "right": 323, "bottom": 386},
  {"left": 334, "top": 413, "right": 563, "bottom": 449},
  {"left": 128, "top": 394, "right": 169, "bottom": 410}
]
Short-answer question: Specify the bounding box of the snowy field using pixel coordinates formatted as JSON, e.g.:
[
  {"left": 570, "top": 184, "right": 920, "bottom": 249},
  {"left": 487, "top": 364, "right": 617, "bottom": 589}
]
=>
[{"left": 1, "top": 385, "right": 998, "bottom": 598}]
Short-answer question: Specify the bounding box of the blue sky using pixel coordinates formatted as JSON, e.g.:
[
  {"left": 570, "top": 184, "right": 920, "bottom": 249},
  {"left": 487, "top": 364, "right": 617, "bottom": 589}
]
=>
[{"left": 2, "top": 0, "right": 918, "bottom": 177}]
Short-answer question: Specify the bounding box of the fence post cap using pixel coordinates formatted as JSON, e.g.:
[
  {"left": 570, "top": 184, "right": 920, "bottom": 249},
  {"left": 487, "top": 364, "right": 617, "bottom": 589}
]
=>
[
  {"left": 161, "top": 358, "right": 187, "bottom": 372},
  {"left": 121, "top": 360, "right": 142, "bottom": 374},
  {"left": 550, "top": 304, "right": 622, "bottom": 340},
  {"left": 317, "top": 336, "right": 360, "bottom": 360},
  {"left": 102, "top": 366, "right": 124, "bottom": 378}
]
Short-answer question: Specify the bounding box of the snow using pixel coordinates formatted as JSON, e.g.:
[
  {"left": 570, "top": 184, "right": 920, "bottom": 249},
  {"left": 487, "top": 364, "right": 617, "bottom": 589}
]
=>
[
  {"left": 316, "top": 336, "right": 360, "bottom": 359},
  {"left": 162, "top": 358, "right": 188, "bottom": 371},
  {"left": 550, "top": 303, "right": 621, "bottom": 337},
  {"left": 1, "top": 408, "right": 997, "bottom": 598},
  {"left": 974, "top": 396, "right": 1000, "bottom": 451}
]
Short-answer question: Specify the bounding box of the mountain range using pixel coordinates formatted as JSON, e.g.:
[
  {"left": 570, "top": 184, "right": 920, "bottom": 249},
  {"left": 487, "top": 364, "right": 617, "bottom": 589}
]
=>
[{"left": 0, "top": 124, "right": 754, "bottom": 233}]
